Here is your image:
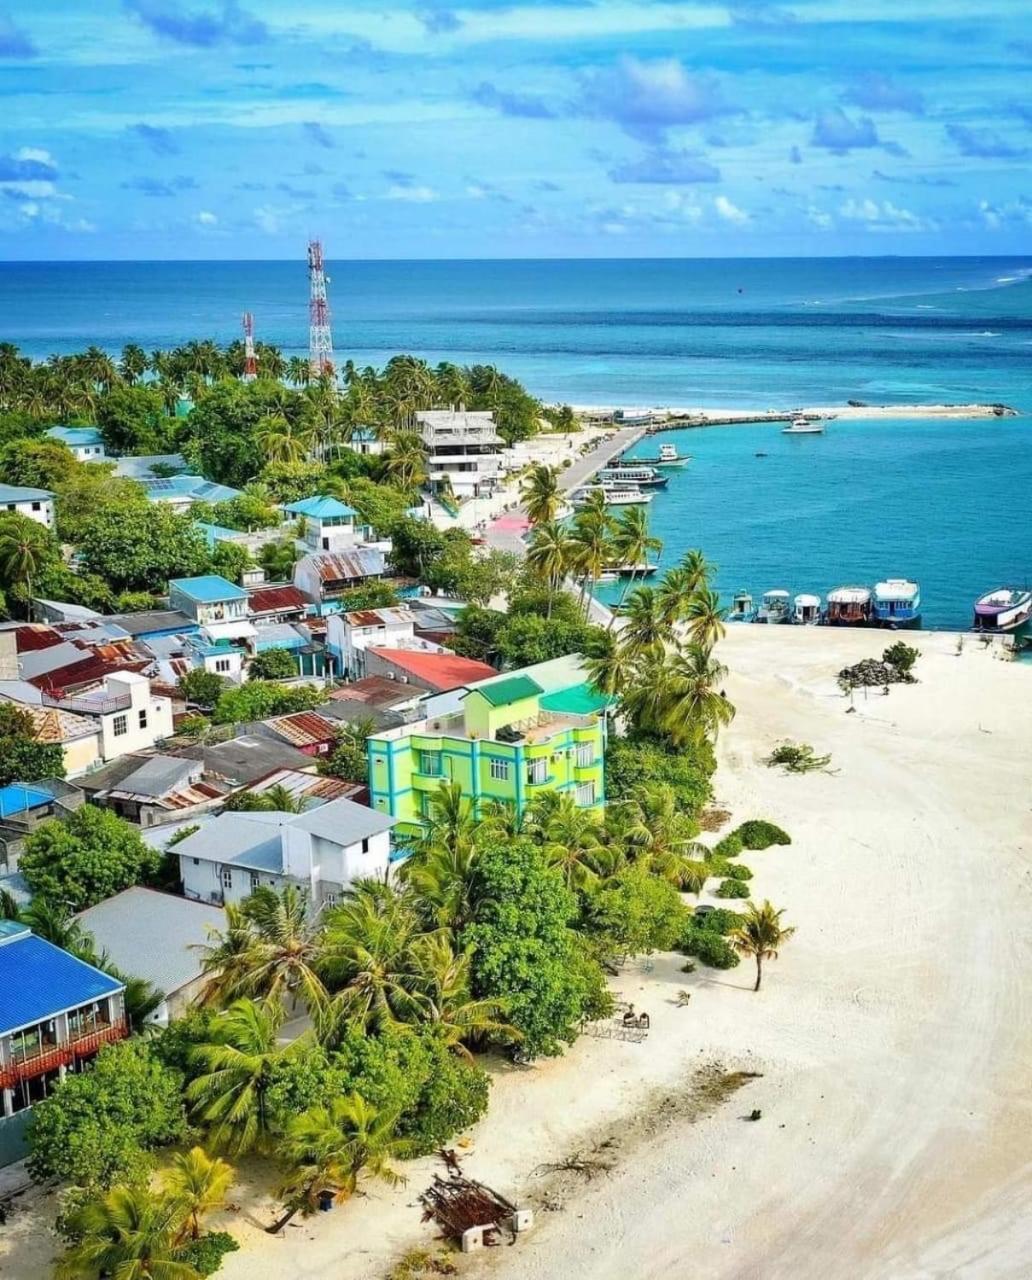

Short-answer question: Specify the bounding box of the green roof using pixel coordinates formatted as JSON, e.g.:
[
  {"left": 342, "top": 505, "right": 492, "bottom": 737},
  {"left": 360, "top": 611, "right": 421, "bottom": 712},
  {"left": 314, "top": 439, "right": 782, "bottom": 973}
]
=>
[
  {"left": 468, "top": 674, "right": 543, "bottom": 707},
  {"left": 540, "top": 683, "right": 610, "bottom": 716}
]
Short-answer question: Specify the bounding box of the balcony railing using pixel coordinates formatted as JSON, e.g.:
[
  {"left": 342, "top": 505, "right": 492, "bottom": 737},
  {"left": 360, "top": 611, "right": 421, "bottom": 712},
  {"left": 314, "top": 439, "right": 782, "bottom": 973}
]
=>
[
  {"left": 43, "top": 690, "right": 133, "bottom": 715},
  {"left": 0, "top": 1020, "right": 128, "bottom": 1089}
]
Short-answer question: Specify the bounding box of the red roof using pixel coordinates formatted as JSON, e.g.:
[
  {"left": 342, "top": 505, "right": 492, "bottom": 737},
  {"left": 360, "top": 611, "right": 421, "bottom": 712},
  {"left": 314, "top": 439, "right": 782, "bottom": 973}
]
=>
[
  {"left": 247, "top": 585, "right": 307, "bottom": 615},
  {"left": 13, "top": 625, "right": 64, "bottom": 652},
  {"left": 30, "top": 654, "right": 148, "bottom": 695},
  {"left": 367, "top": 648, "right": 496, "bottom": 693},
  {"left": 262, "top": 711, "right": 339, "bottom": 749}
]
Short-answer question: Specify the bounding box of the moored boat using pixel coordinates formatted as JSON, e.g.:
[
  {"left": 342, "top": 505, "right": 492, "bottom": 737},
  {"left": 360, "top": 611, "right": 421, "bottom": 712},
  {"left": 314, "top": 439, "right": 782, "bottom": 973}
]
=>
[
  {"left": 793, "top": 593, "right": 822, "bottom": 625},
  {"left": 728, "top": 591, "right": 757, "bottom": 622},
  {"left": 597, "top": 464, "right": 668, "bottom": 488},
  {"left": 972, "top": 587, "right": 1032, "bottom": 634},
  {"left": 570, "top": 483, "right": 652, "bottom": 508},
  {"left": 873, "top": 579, "right": 922, "bottom": 629},
  {"left": 826, "top": 585, "right": 874, "bottom": 626},
  {"left": 755, "top": 589, "right": 791, "bottom": 624},
  {"left": 782, "top": 416, "right": 825, "bottom": 435},
  {"left": 623, "top": 441, "right": 691, "bottom": 467},
  {"left": 611, "top": 562, "right": 659, "bottom": 578}
]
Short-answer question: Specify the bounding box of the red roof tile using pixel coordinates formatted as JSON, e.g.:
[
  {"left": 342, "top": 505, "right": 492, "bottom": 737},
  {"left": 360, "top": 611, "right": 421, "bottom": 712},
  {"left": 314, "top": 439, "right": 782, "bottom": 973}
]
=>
[
  {"left": 367, "top": 648, "right": 496, "bottom": 693},
  {"left": 247, "top": 585, "right": 307, "bottom": 615}
]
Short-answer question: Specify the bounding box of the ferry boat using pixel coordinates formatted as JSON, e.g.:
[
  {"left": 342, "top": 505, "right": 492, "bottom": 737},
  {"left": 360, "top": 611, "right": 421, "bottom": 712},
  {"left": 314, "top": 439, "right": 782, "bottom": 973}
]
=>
[
  {"left": 597, "top": 464, "right": 669, "bottom": 489},
  {"left": 624, "top": 442, "right": 691, "bottom": 467},
  {"left": 826, "top": 585, "right": 874, "bottom": 626},
  {"left": 755, "top": 589, "right": 791, "bottom": 624},
  {"left": 611, "top": 562, "right": 659, "bottom": 578},
  {"left": 782, "top": 417, "right": 825, "bottom": 435},
  {"left": 729, "top": 591, "right": 757, "bottom": 622},
  {"left": 971, "top": 587, "right": 1032, "bottom": 634},
  {"left": 873, "top": 579, "right": 922, "bottom": 629},
  {"left": 793, "top": 593, "right": 822, "bottom": 625},
  {"left": 569, "top": 484, "right": 651, "bottom": 508}
]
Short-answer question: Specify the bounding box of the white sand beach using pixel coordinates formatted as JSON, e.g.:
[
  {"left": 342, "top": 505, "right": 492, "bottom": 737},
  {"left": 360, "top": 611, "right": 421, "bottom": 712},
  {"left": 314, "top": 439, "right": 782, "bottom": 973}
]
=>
[
  {"left": 3, "top": 628, "right": 1029, "bottom": 1280},
  {"left": 569, "top": 402, "right": 1016, "bottom": 422}
]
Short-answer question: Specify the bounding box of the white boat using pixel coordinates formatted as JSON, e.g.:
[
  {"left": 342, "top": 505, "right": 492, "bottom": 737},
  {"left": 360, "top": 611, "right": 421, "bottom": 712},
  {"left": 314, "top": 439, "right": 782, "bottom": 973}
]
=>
[
  {"left": 972, "top": 587, "right": 1032, "bottom": 634},
  {"left": 755, "top": 589, "right": 791, "bottom": 624},
  {"left": 610, "top": 562, "right": 659, "bottom": 578},
  {"left": 793, "top": 593, "right": 822, "bottom": 625},
  {"left": 570, "top": 484, "right": 652, "bottom": 508},
  {"left": 597, "top": 464, "right": 668, "bottom": 488},
  {"left": 626, "top": 441, "right": 691, "bottom": 467},
  {"left": 782, "top": 417, "right": 825, "bottom": 435},
  {"left": 873, "top": 579, "right": 921, "bottom": 629},
  {"left": 728, "top": 591, "right": 757, "bottom": 622}
]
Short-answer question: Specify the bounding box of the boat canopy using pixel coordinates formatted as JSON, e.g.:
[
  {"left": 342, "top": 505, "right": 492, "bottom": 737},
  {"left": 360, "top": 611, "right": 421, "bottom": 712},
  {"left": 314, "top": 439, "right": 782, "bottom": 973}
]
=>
[
  {"left": 762, "top": 589, "right": 790, "bottom": 601},
  {"left": 794, "top": 593, "right": 821, "bottom": 607},
  {"left": 827, "top": 586, "right": 871, "bottom": 604},
  {"left": 874, "top": 579, "right": 918, "bottom": 601}
]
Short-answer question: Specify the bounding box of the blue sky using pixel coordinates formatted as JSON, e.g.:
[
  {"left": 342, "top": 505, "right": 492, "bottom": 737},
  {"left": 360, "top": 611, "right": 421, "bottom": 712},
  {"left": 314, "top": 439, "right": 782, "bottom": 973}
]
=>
[{"left": 1, "top": 0, "right": 1030, "bottom": 258}]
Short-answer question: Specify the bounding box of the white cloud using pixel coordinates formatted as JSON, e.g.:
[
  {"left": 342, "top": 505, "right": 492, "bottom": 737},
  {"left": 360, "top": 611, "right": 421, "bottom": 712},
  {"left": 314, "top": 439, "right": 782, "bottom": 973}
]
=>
[
  {"left": 16, "top": 147, "right": 56, "bottom": 166},
  {"left": 714, "top": 194, "right": 749, "bottom": 224},
  {"left": 839, "top": 197, "right": 930, "bottom": 231},
  {"left": 807, "top": 206, "right": 832, "bottom": 230},
  {"left": 387, "top": 183, "right": 437, "bottom": 202},
  {"left": 663, "top": 191, "right": 703, "bottom": 222},
  {"left": 197, "top": 210, "right": 218, "bottom": 225}
]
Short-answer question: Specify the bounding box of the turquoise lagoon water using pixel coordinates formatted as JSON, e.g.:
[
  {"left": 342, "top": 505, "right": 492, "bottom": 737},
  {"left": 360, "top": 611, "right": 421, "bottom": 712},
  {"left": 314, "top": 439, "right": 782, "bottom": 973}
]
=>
[{"left": 2, "top": 256, "right": 1030, "bottom": 630}]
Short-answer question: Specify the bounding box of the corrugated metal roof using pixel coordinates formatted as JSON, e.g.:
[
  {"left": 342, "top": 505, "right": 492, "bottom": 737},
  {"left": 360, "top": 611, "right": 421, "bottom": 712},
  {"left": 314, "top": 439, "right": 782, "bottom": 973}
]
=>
[
  {"left": 247, "top": 585, "right": 307, "bottom": 615},
  {"left": 467, "top": 673, "right": 543, "bottom": 707},
  {"left": 303, "top": 548, "right": 385, "bottom": 584},
  {"left": 13, "top": 626, "right": 65, "bottom": 653},
  {"left": 327, "top": 676, "right": 417, "bottom": 708},
  {"left": 107, "top": 611, "right": 197, "bottom": 638},
  {"left": 368, "top": 647, "right": 497, "bottom": 692},
  {"left": 262, "top": 711, "right": 338, "bottom": 748},
  {"left": 0, "top": 932, "right": 123, "bottom": 1036}
]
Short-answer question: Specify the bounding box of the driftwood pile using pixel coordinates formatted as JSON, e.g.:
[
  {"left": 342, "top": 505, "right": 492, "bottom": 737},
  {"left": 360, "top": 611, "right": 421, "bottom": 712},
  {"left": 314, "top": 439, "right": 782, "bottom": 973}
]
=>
[
  {"left": 420, "top": 1171, "right": 517, "bottom": 1246},
  {"left": 838, "top": 657, "right": 910, "bottom": 690}
]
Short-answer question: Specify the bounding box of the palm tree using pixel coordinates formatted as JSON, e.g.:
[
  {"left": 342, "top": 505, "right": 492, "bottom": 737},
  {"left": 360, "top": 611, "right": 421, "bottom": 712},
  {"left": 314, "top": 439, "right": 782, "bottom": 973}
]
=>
[
  {"left": 610, "top": 506, "right": 662, "bottom": 611},
  {"left": 680, "top": 548, "right": 715, "bottom": 593},
  {"left": 163, "top": 1147, "right": 234, "bottom": 1240},
  {"left": 730, "top": 900, "right": 796, "bottom": 991},
  {"left": 185, "top": 997, "right": 295, "bottom": 1154},
  {"left": 521, "top": 463, "right": 562, "bottom": 526},
  {"left": 400, "top": 840, "right": 480, "bottom": 932},
  {"left": 198, "top": 886, "right": 328, "bottom": 1014},
  {"left": 407, "top": 933, "right": 515, "bottom": 1058},
  {"left": 619, "top": 784, "right": 709, "bottom": 886},
  {"left": 535, "top": 794, "right": 603, "bottom": 890},
  {"left": 383, "top": 431, "right": 428, "bottom": 491},
  {"left": 55, "top": 1185, "right": 197, "bottom": 1280},
  {"left": 119, "top": 343, "right": 149, "bottom": 386},
  {"left": 195, "top": 901, "right": 254, "bottom": 1009},
  {"left": 581, "top": 628, "right": 633, "bottom": 703},
  {"left": 655, "top": 643, "right": 735, "bottom": 744},
  {"left": 20, "top": 897, "right": 91, "bottom": 951},
  {"left": 270, "top": 1094, "right": 407, "bottom": 1234},
  {"left": 619, "top": 585, "right": 673, "bottom": 656},
  {"left": 418, "top": 779, "right": 477, "bottom": 858},
  {"left": 256, "top": 415, "right": 313, "bottom": 465},
  {"left": 525, "top": 520, "right": 576, "bottom": 613},
  {"left": 0, "top": 521, "right": 51, "bottom": 619},
  {"left": 656, "top": 565, "right": 695, "bottom": 626},
  {"left": 684, "top": 588, "right": 727, "bottom": 653},
  {"left": 569, "top": 499, "right": 614, "bottom": 613},
  {"left": 260, "top": 783, "right": 304, "bottom": 814},
  {"left": 287, "top": 355, "right": 310, "bottom": 388}
]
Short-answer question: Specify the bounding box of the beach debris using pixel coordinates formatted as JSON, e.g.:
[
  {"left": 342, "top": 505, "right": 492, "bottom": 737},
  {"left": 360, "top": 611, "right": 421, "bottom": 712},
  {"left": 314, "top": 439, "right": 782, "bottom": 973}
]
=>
[
  {"left": 766, "top": 741, "right": 832, "bottom": 773},
  {"left": 839, "top": 644, "right": 920, "bottom": 694},
  {"left": 419, "top": 1172, "right": 531, "bottom": 1253},
  {"left": 676, "top": 990, "right": 693, "bottom": 1006},
  {"left": 531, "top": 1152, "right": 614, "bottom": 1181},
  {"left": 745, "top": 1109, "right": 763, "bottom": 1122}
]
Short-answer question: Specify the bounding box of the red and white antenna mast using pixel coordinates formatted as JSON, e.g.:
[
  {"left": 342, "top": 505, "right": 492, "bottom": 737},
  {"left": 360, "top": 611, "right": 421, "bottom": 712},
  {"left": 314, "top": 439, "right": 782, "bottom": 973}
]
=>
[
  {"left": 307, "top": 239, "right": 334, "bottom": 380},
  {"left": 242, "top": 312, "right": 257, "bottom": 381}
]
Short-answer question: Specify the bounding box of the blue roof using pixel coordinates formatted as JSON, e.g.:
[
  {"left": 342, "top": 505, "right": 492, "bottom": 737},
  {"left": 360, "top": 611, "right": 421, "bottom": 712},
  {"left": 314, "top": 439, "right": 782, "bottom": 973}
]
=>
[
  {"left": 0, "top": 783, "right": 53, "bottom": 820},
  {"left": 0, "top": 484, "right": 54, "bottom": 504},
  {"left": 0, "top": 931, "right": 123, "bottom": 1035},
  {"left": 351, "top": 427, "right": 377, "bottom": 442},
  {"left": 284, "top": 495, "right": 358, "bottom": 519},
  {"left": 169, "top": 574, "right": 248, "bottom": 603},
  {"left": 145, "top": 475, "right": 243, "bottom": 503},
  {"left": 194, "top": 521, "right": 243, "bottom": 549},
  {"left": 45, "top": 426, "right": 104, "bottom": 447}
]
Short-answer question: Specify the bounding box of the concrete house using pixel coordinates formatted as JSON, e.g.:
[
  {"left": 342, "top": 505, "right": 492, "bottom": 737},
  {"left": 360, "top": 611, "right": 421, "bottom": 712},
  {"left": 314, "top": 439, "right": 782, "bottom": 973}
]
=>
[
  {"left": 44, "top": 426, "right": 106, "bottom": 462},
  {"left": 0, "top": 484, "right": 55, "bottom": 529},
  {"left": 78, "top": 754, "right": 232, "bottom": 828},
  {"left": 283, "top": 495, "right": 372, "bottom": 553},
  {"left": 0, "top": 922, "right": 126, "bottom": 1166},
  {"left": 293, "top": 548, "right": 386, "bottom": 611},
  {"left": 415, "top": 409, "right": 504, "bottom": 500},
  {"left": 367, "top": 663, "right": 607, "bottom": 836},
  {"left": 0, "top": 780, "right": 84, "bottom": 876},
  {"left": 144, "top": 476, "right": 243, "bottom": 512},
  {"left": 168, "top": 575, "right": 250, "bottom": 628},
  {"left": 47, "top": 672, "right": 175, "bottom": 764},
  {"left": 175, "top": 796, "right": 397, "bottom": 908}
]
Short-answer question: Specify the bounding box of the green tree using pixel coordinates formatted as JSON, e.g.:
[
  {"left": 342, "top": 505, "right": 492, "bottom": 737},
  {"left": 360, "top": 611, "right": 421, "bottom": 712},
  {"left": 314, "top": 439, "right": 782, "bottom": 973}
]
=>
[
  {"left": 77, "top": 506, "right": 210, "bottom": 592},
  {"left": 247, "top": 648, "right": 298, "bottom": 681},
  {"left": 520, "top": 463, "right": 562, "bottom": 526},
  {"left": 177, "top": 669, "right": 225, "bottom": 709},
  {"left": 388, "top": 516, "right": 447, "bottom": 579},
  {"left": 95, "top": 384, "right": 172, "bottom": 456},
  {"left": 655, "top": 643, "right": 735, "bottom": 744},
  {"left": 0, "top": 701, "right": 66, "bottom": 785},
  {"left": 730, "top": 900, "right": 796, "bottom": 991},
  {"left": 463, "top": 837, "right": 599, "bottom": 1058},
  {"left": 610, "top": 505, "right": 662, "bottom": 610},
  {"left": 0, "top": 516, "right": 52, "bottom": 616},
  {"left": 683, "top": 587, "right": 727, "bottom": 653},
  {"left": 163, "top": 1147, "right": 235, "bottom": 1241},
  {"left": 587, "top": 866, "right": 687, "bottom": 957},
  {"left": 270, "top": 1093, "right": 406, "bottom": 1234},
  {"left": 605, "top": 736, "right": 714, "bottom": 819},
  {"left": 318, "top": 725, "right": 369, "bottom": 783},
  {"left": 210, "top": 681, "right": 324, "bottom": 725},
  {"left": 20, "top": 805, "right": 161, "bottom": 911},
  {"left": 27, "top": 1040, "right": 187, "bottom": 1190},
  {"left": 54, "top": 1185, "right": 199, "bottom": 1280},
  {"left": 525, "top": 519, "right": 576, "bottom": 612}
]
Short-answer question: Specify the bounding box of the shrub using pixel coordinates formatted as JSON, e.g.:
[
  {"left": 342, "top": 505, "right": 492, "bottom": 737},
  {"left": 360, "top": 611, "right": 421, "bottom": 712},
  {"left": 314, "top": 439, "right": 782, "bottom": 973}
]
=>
[
  {"left": 713, "top": 861, "right": 752, "bottom": 881},
  {"left": 247, "top": 647, "right": 298, "bottom": 681},
  {"left": 695, "top": 907, "right": 743, "bottom": 936},
  {"left": 678, "top": 924, "right": 740, "bottom": 970},
  {"left": 178, "top": 1232, "right": 240, "bottom": 1277},
  {"left": 713, "top": 831, "right": 743, "bottom": 859},
  {"left": 714, "top": 878, "right": 750, "bottom": 899},
  {"left": 736, "top": 820, "right": 791, "bottom": 851},
  {"left": 883, "top": 641, "right": 919, "bottom": 676},
  {"left": 766, "top": 741, "right": 832, "bottom": 773}
]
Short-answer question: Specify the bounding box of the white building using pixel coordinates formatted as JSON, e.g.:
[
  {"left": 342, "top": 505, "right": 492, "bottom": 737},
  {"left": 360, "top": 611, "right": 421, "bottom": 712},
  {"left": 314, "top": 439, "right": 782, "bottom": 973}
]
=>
[
  {"left": 293, "top": 548, "right": 386, "bottom": 610},
  {"left": 174, "top": 797, "right": 396, "bottom": 908},
  {"left": 283, "top": 495, "right": 373, "bottom": 553},
  {"left": 48, "top": 672, "right": 174, "bottom": 764},
  {"left": 0, "top": 485, "right": 55, "bottom": 529},
  {"left": 325, "top": 606, "right": 430, "bottom": 680},
  {"left": 44, "top": 426, "right": 107, "bottom": 462},
  {"left": 414, "top": 409, "right": 504, "bottom": 500}
]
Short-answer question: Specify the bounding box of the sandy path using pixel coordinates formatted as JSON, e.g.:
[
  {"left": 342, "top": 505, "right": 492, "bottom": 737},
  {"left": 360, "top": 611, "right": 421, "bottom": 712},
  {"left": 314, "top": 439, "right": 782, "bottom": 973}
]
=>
[{"left": 468, "top": 628, "right": 1032, "bottom": 1280}]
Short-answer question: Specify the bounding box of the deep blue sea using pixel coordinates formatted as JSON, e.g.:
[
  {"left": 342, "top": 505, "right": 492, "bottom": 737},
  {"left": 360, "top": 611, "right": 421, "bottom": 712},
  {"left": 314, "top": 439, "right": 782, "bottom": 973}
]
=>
[{"left": 2, "top": 256, "right": 1030, "bottom": 629}]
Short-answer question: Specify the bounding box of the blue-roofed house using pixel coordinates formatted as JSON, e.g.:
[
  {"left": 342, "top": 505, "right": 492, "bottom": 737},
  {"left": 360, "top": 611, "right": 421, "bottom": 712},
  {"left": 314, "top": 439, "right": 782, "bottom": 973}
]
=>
[
  {"left": 144, "top": 475, "right": 243, "bottom": 513},
  {"left": 44, "top": 426, "right": 107, "bottom": 462},
  {"left": 349, "top": 426, "right": 384, "bottom": 457},
  {"left": 168, "top": 575, "right": 249, "bottom": 627},
  {"left": 0, "top": 484, "right": 55, "bottom": 529},
  {"left": 0, "top": 921, "right": 127, "bottom": 1165},
  {"left": 284, "top": 494, "right": 371, "bottom": 554}
]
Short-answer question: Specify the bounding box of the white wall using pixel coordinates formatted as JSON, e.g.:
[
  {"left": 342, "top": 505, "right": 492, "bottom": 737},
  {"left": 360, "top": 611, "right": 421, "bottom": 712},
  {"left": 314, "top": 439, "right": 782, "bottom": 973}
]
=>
[
  {"left": 3, "top": 497, "right": 54, "bottom": 528},
  {"left": 98, "top": 674, "right": 174, "bottom": 762}
]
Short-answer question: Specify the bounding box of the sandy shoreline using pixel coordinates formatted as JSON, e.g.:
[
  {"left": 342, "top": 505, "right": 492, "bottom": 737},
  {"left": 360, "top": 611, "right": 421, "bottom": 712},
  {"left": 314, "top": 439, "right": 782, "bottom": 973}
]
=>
[
  {"left": 568, "top": 402, "right": 1019, "bottom": 422},
  {"left": 2, "top": 628, "right": 1029, "bottom": 1280}
]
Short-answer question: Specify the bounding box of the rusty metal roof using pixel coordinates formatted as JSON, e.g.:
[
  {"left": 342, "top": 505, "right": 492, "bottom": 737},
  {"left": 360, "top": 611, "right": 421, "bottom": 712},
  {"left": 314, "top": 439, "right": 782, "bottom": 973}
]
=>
[
  {"left": 247, "top": 585, "right": 307, "bottom": 615},
  {"left": 260, "top": 711, "right": 339, "bottom": 748}
]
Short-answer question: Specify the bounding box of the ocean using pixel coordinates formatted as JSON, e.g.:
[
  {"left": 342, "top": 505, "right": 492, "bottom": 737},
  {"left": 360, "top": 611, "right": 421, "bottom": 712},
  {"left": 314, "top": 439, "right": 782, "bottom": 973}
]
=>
[{"left": 2, "top": 256, "right": 1030, "bottom": 629}]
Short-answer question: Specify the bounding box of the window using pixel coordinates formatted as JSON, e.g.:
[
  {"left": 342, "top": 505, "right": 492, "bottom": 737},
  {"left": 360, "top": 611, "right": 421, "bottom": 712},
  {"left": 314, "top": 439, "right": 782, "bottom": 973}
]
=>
[
  {"left": 526, "top": 758, "right": 548, "bottom": 786},
  {"left": 32, "top": 502, "right": 41, "bottom": 511},
  {"left": 576, "top": 744, "right": 594, "bottom": 768},
  {"left": 420, "top": 750, "right": 443, "bottom": 777},
  {"left": 576, "top": 782, "right": 596, "bottom": 807},
  {"left": 361, "top": 837, "right": 369, "bottom": 854},
  {"left": 112, "top": 714, "right": 128, "bottom": 737},
  {"left": 215, "top": 658, "right": 231, "bottom": 673},
  {"left": 250, "top": 873, "right": 260, "bottom": 891},
  {"left": 221, "top": 867, "right": 233, "bottom": 889},
  {"left": 138, "top": 709, "right": 148, "bottom": 730},
  {"left": 192, "top": 857, "right": 200, "bottom": 866},
  {"left": 489, "top": 757, "right": 510, "bottom": 782}
]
